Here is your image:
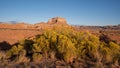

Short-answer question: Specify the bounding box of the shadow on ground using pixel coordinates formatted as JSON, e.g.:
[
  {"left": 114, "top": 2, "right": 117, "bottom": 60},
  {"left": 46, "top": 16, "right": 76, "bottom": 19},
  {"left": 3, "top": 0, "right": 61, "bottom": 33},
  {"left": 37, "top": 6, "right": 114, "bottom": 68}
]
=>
[{"left": 0, "top": 41, "right": 12, "bottom": 50}]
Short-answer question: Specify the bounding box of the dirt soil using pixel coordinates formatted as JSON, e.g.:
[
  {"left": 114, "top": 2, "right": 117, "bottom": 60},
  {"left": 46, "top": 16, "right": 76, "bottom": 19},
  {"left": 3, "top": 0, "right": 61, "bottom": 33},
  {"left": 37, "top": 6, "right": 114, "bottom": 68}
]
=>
[{"left": 0, "top": 23, "right": 42, "bottom": 45}]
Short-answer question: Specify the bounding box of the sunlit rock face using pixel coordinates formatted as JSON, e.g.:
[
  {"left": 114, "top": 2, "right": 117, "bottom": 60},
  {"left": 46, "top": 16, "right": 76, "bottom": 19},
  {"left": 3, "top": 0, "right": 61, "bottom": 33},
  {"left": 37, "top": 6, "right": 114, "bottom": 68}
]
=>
[{"left": 47, "top": 17, "right": 67, "bottom": 25}]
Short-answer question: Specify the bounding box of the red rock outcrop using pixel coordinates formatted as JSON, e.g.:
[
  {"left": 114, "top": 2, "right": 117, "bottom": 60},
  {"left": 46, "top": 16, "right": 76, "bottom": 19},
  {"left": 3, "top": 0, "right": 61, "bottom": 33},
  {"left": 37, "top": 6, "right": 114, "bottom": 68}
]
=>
[{"left": 47, "top": 17, "right": 67, "bottom": 25}]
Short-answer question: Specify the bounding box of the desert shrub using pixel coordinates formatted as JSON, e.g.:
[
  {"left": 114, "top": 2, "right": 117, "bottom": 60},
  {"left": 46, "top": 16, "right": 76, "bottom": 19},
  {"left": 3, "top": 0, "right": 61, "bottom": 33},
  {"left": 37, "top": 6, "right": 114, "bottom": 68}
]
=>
[
  {"left": 19, "top": 39, "right": 34, "bottom": 53},
  {"left": 32, "top": 53, "right": 42, "bottom": 63},
  {"left": 57, "top": 35, "right": 76, "bottom": 63},
  {"left": 49, "top": 51, "right": 56, "bottom": 59},
  {"left": 75, "top": 32, "right": 100, "bottom": 58},
  {"left": 0, "top": 51, "right": 8, "bottom": 66},
  {"left": 14, "top": 50, "right": 30, "bottom": 64},
  {"left": 33, "top": 35, "right": 49, "bottom": 57},
  {"left": 109, "top": 42, "right": 120, "bottom": 65},
  {"left": 2, "top": 25, "right": 120, "bottom": 67},
  {"left": 33, "top": 30, "right": 58, "bottom": 58},
  {"left": 0, "top": 51, "right": 6, "bottom": 61},
  {"left": 6, "top": 44, "right": 30, "bottom": 65},
  {"left": 99, "top": 41, "right": 120, "bottom": 66},
  {"left": 32, "top": 43, "right": 42, "bottom": 53},
  {"left": 7, "top": 44, "right": 24, "bottom": 58}
]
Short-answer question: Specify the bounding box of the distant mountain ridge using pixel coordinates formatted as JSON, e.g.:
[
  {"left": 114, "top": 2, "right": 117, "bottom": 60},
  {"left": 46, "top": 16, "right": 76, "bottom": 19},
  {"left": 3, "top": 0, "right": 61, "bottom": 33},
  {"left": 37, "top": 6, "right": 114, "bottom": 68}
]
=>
[{"left": 0, "top": 21, "right": 18, "bottom": 24}]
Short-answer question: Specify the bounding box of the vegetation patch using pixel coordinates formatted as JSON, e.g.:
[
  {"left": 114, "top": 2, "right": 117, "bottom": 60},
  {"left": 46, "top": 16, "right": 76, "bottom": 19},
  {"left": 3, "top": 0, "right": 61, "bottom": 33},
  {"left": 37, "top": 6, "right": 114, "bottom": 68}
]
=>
[{"left": 0, "top": 25, "right": 120, "bottom": 68}]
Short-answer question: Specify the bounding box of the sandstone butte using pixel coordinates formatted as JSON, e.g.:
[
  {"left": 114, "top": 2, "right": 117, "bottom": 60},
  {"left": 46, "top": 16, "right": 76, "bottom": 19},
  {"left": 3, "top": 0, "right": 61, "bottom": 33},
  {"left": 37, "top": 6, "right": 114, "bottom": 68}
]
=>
[
  {"left": 0, "top": 17, "right": 68, "bottom": 47},
  {"left": 47, "top": 17, "right": 67, "bottom": 25}
]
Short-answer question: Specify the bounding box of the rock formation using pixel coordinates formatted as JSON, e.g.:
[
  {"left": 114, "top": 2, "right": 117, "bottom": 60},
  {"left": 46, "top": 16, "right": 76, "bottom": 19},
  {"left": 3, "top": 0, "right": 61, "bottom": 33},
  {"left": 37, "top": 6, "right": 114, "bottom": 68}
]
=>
[{"left": 47, "top": 17, "right": 67, "bottom": 25}]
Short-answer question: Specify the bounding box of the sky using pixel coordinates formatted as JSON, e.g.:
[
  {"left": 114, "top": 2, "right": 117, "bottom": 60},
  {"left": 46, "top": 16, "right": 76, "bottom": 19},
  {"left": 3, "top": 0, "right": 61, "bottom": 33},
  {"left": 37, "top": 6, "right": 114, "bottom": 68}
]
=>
[{"left": 0, "top": 0, "right": 120, "bottom": 26}]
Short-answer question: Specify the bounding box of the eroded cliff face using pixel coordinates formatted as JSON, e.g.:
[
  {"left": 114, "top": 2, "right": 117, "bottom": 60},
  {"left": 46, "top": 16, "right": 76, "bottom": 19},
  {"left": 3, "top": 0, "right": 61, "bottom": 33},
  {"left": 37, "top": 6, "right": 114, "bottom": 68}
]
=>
[{"left": 47, "top": 17, "right": 67, "bottom": 25}]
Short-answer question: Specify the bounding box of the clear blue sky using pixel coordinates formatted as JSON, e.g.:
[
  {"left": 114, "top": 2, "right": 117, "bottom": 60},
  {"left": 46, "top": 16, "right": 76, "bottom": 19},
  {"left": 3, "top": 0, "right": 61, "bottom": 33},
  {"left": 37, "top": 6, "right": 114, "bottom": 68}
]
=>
[{"left": 0, "top": 0, "right": 120, "bottom": 25}]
